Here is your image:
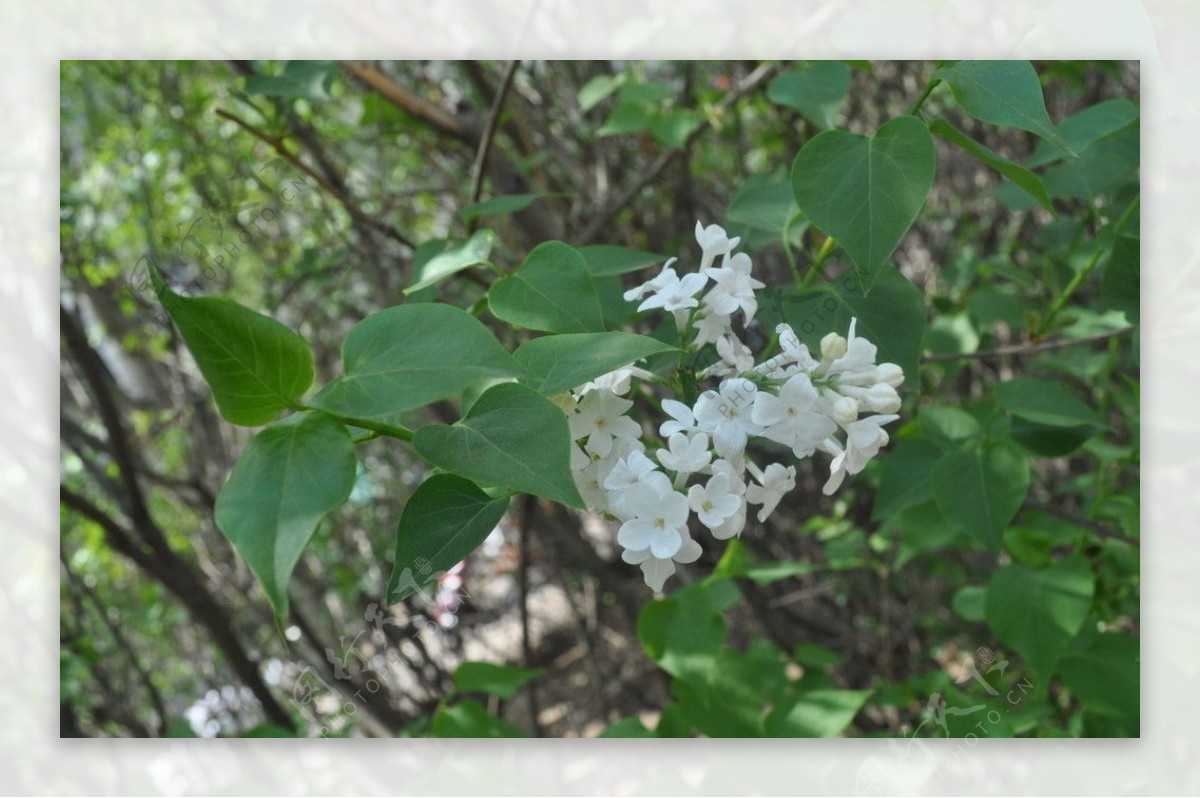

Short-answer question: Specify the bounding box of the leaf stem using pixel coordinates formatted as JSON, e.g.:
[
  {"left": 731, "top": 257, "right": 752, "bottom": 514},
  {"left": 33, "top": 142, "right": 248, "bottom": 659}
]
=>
[
  {"left": 800, "top": 236, "right": 837, "bottom": 288},
  {"left": 907, "top": 77, "right": 942, "bottom": 116},
  {"left": 300, "top": 405, "right": 415, "bottom": 442}
]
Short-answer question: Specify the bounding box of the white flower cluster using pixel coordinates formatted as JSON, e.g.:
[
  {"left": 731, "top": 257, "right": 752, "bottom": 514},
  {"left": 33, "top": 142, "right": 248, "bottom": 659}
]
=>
[{"left": 565, "top": 222, "right": 904, "bottom": 591}]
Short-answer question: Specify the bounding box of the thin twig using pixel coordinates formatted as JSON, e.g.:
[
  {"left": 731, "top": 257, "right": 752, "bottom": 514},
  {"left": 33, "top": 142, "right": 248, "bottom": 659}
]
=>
[
  {"left": 342, "top": 63, "right": 472, "bottom": 141},
  {"left": 577, "top": 63, "right": 778, "bottom": 245},
  {"left": 921, "top": 326, "right": 1136, "bottom": 363},
  {"left": 215, "top": 108, "right": 415, "bottom": 249},
  {"left": 1026, "top": 503, "right": 1139, "bottom": 547},
  {"left": 468, "top": 60, "right": 521, "bottom": 211}
]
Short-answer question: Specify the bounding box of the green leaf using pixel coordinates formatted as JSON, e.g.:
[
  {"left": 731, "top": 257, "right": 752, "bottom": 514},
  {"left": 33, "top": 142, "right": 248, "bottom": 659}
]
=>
[
  {"left": 1043, "top": 126, "right": 1138, "bottom": 200},
  {"left": 618, "top": 81, "right": 671, "bottom": 104},
  {"left": 994, "top": 377, "right": 1105, "bottom": 429},
  {"left": 951, "top": 585, "right": 987, "bottom": 622},
  {"left": 488, "top": 241, "right": 604, "bottom": 333},
  {"left": 1009, "top": 417, "right": 1095, "bottom": 458},
  {"left": 459, "top": 194, "right": 544, "bottom": 222},
  {"left": 714, "top": 539, "right": 822, "bottom": 585},
  {"left": 414, "top": 382, "right": 584, "bottom": 508},
  {"left": 311, "top": 304, "right": 523, "bottom": 423},
  {"left": 872, "top": 438, "right": 943, "bottom": 520},
  {"left": 764, "top": 689, "right": 873, "bottom": 737},
  {"left": 638, "top": 578, "right": 736, "bottom": 696},
  {"left": 985, "top": 555, "right": 1095, "bottom": 679},
  {"left": 933, "top": 60, "right": 1074, "bottom": 155},
  {"left": 429, "top": 700, "right": 525, "bottom": 737},
  {"left": 513, "top": 332, "right": 675, "bottom": 394},
  {"left": 932, "top": 440, "right": 1030, "bottom": 553},
  {"left": 452, "top": 661, "right": 542, "bottom": 699},
  {"left": 239, "top": 723, "right": 297, "bottom": 738},
  {"left": 578, "top": 73, "right": 623, "bottom": 113},
  {"left": 790, "top": 115, "right": 935, "bottom": 287},
  {"left": 649, "top": 109, "right": 701, "bottom": 149},
  {"left": 150, "top": 268, "right": 314, "bottom": 426},
  {"left": 767, "top": 265, "right": 926, "bottom": 379},
  {"left": 405, "top": 229, "right": 496, "bottom": 295},
  {"left": 767, "top": 61, "right": 852, "bottom": 129},
  {"left": 896, "top": 501, "right": 965, "bottom": 568},
  {"left": 725, "top": 177, "right": 802, "bottom": 241},
  {"left": 244, "top": 60, "right": 334, "bottom": 101},
  {"left": 929, "top": 118, "right": 1054, "bottom": 213},
  {"left": 676, "top": 642, "right": 791, "bottom": 737},
  {"left": 1028, "top": 98, "right": 1138, "bottom": 167},
  {"left": 578, "top": 245, "right": 665, "bottom": 277},
  {"left": 387, "top": 474, "right": 510, "bottom": 603},
  {"left": 597, "top": 102, "right": 650, "bottom": 136},
  {"left": 599, "top": 717, "right": 654, "bottom": 738},
  {"left": 1101, "top": 233, "right": 1139, "bottom": 324},
  {"left": 1058, "top": 632, "right": 1139, "bottom": 721},
  {"left": 214, "top": 413, "right": 356, "bottom": 618}
]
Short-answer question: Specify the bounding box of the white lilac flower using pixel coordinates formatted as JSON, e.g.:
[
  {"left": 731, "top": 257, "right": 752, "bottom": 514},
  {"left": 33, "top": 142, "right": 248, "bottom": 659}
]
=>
[
  {"left": 862, "top": 383, "right": 902, "bottom": 414},
  {"left": 693, "top": 378, "right": 762, "bottom": 459},
  {"left": 751, "top": 373, "right": 838, "bottom": 458},
  {"left": 655, "top": 431, "right": 713, "bottom": 477},
  {"left": 776, "top": 323, "right": 819, "bottom": 371},
  {"left": 687, "top": 472, "right": 742, "bottom": 530},
  {"left": 623, "top": 259, "right": 680, "bottom": 302},
  {"left": 820, "top": 414, "right": 899, "bottom": 495},
  {"left": 828, "top": 393, "right": 861, "bottom": 425},
  {"left": 709, "top": 500, "right": 747, "bottom": 540},
  {"left": 826, "top": 318, "right": 879, "bottom": 384},
  {"left": 602, "top": 449, "right": 658, "bottom": 491},
  {"left": 820, "top": 331, "right": 848, "bottom": 361},
  {"left": 574, "top": 365, "right": 653, "bottom": 397},
  {"left": 623, "top": 531, "right": 703, "bottom": 592},
  {"left": 745, "top": 462, "right": 797, "bottom": 523},
  {"left": 710, "top": 457, "right": 748, "bottom": 488},
  {"left": 695, "top": 221, "right": 740, "bottom": 274},
  {"left": 636, "top": 269, "right": 708, "bottom": 314},
  {"left": 570, "top": 389, "right": 642, "bottom": 457},
  {"left": 704, "top": 252, "right": 765, "bottom": 321},
  {"left": 572, "top": 448, "right": 617, "bottom": 513},
  {"left": 693, "top": 306, "right": 733, "bottom": 347},
  {"left": 660, "top": 399, "right": 697, "bottom": 438},
  {"left": 702, "top": 334, "right": 755, "bottom": 379},
  {"left": 875, "top": 362, "right": 905, "bottom": 388},
  {"left": 615, "top": 480, "right": 690, "bottom": 559}
]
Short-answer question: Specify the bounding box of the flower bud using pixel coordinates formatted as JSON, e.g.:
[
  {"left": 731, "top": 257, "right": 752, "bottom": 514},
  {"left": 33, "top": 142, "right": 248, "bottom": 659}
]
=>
[
  {"left": 832, "top": 395, "right": 859, "bottom": 424},
  {"left": 821, "top": 332, "right": 848, "bottom": 361},
  {"left": 865, "top": 383, "right": 902, "bottom": 414},
  {"left": 875, "top": 362, "right": 904, "bottom": 387}
]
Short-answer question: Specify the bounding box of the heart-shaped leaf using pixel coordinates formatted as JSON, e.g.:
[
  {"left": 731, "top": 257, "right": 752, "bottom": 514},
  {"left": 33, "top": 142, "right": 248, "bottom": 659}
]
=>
[
  {"left": 932, "top": 439, "right": 1030, "bottom": 553},
  {"left": 985, "top": 554, "right": 1095, "bottom": 679},
  {"left": 387, "top": 474, "right": 510, "bottom": 603},
  {"left": 767, "top": 61, "right": 851, "bottom": 129},
  {"left": 791, "top": 115, "right": 935, "bottom": 288},
  {"left": 150, "top": 268, "right": 314, "bottom": 427},
  {"left": 214, "top": 412, "right": 356, "bottom": 619},
  {"left": 414, "top": 382, "right": 584, "bottom": 507},
  {"left": 488, "top": 241, "right": 604, "bottom": 333}
]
